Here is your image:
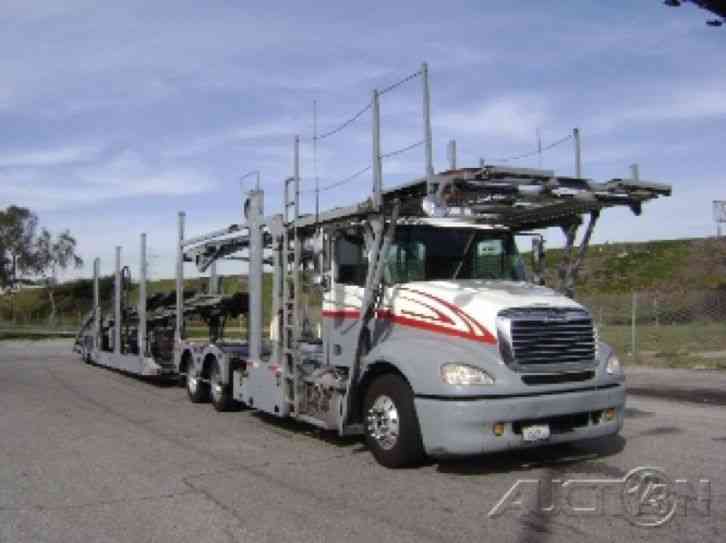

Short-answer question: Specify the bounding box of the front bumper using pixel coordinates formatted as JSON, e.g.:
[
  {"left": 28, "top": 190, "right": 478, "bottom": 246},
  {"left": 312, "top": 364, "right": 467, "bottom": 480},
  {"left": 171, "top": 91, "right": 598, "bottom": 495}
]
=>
[{"left": 414, "top": 384, "right": 625, "bottom": 457}]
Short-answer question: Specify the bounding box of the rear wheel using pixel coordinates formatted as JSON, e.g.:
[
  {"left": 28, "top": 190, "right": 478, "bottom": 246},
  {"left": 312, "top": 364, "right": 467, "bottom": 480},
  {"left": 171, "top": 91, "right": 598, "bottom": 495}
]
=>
[
  {"left": 186, "top": 365, "right": 209, "bottom": 403},
  {"left": 210, "top": 361, "right": 237, "bottom": 412},
  {"left": 364, "top": 373, "right": 426, "bottom": 468}
]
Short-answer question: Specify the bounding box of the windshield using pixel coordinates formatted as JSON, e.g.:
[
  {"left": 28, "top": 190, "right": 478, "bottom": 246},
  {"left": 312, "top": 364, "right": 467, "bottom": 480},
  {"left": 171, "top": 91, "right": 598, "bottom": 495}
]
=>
[{"left": 383, "top": 226, "right": 526, "bottom": 284}]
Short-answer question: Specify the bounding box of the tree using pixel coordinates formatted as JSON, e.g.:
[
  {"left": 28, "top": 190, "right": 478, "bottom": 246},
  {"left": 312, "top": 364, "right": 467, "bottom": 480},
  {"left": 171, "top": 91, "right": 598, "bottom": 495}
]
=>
[
  {"left": 0, "top": 206, "right": 39, "bottom": 321},
  {"left": 0, "top": 206, "right": 39, "bottom": 289},
  {"left": 32, "top": 229, "right": 83, "bottom": 326}
]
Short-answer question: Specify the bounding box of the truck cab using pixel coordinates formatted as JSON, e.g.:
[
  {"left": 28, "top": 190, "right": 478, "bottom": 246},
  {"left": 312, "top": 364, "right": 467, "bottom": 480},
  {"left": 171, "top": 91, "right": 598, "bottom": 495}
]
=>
[{"left": 324, "top": 221, "right": 625, "bottom": 465}]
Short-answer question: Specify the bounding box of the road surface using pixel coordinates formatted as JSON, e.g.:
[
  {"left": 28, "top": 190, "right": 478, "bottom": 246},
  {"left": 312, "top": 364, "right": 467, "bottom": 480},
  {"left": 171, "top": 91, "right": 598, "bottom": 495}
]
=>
[{"left": 0, "top": 340, "right": 723, "bottom": 542}]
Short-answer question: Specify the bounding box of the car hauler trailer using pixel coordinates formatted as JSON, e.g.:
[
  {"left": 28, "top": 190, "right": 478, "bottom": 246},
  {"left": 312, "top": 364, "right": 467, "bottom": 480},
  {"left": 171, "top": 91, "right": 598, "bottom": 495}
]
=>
[
  {"left": 73, "top": 236, "right": 176, "bottom": 376},
  {"left": 78, "top": 64, "right": 671, "bottom": 467},
  {"left": 74, "top": 233, "right": 248, "bottom": 377}
]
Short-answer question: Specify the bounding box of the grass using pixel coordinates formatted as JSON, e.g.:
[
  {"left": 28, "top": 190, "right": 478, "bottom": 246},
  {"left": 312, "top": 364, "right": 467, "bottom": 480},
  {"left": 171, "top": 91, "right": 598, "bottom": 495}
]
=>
[
  {"left": 600, "top": 322, "right": 726, "bottom": 370},
  {"left": 544, "top": 236, "right": 726, "bottom": 295},
  {"left": 0, "top": 330, "right": 75, "bottom": 341}
]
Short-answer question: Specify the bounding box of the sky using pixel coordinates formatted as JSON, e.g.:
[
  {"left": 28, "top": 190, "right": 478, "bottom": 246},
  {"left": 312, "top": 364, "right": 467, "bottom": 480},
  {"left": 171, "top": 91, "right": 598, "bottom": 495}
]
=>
[{"left": 1, "top": 1, "right": 725, "bottom": 282}]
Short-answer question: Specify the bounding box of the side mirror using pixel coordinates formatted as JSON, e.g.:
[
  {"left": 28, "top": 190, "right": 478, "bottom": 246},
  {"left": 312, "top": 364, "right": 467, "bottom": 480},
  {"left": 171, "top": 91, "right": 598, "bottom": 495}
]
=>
[
  {"left": 531, "top": 236, "right": 546, "bottom": 286},
  {"left": 312, "top": 273, "right": 330, "bottom": 291}
]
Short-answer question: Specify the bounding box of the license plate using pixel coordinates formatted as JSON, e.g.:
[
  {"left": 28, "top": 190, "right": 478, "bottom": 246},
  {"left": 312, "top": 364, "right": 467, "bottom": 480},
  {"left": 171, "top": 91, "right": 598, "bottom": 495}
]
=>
[{"left": 522, "top": 423, "right": 551, "bottom": 442}]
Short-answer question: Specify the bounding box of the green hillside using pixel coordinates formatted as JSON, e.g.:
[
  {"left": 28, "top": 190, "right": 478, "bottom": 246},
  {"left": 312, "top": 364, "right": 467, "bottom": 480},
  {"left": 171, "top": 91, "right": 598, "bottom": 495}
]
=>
[{"left": 543, "top": 236, "right": 726, "bottom": 295}]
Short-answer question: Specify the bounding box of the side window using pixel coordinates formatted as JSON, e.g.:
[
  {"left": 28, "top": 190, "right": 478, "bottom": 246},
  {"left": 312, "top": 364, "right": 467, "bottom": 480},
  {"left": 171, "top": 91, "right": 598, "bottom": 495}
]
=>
[
  {"left": 334, "top": 235, "right": 367, "bottom": 287},
  {"left": 474, "top": 239, "right": 505, "bottom": 278},
  {"left": 384, "top": 241, "right": 426, "bottom": 284}
]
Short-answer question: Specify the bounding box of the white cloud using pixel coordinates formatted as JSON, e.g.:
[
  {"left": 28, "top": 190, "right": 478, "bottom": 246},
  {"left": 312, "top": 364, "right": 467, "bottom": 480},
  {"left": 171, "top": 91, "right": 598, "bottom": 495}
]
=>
[
  {"left": 0, "top": 150, "right": 216, "bottom": 211},
  {"left": 436, "top": 96, "right": 549, "bottom": 143},
  {"left": 591, "top": 85, "right": 726, "bottom": 135},
  {"left": 0, "top": 144, "right": 100, "bottom": 168}
]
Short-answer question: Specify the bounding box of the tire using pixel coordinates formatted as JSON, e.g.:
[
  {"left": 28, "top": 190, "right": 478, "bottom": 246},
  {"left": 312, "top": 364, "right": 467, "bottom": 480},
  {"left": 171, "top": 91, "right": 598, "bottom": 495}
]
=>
[
  {"left": 364, "top": 373, "right": 426, "bottom": 468},
  {"left": 186, "top": 364, "right": 210, "bottom": 403},
  {"left": 209, "top": 361, "right": 238, "bottom": 412}
]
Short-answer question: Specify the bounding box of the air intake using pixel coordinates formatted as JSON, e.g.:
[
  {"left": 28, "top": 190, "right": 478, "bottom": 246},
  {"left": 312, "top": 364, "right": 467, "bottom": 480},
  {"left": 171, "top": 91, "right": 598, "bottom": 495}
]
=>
[{"left": 497, "top": 307, "right": 596, "bottom": 371}]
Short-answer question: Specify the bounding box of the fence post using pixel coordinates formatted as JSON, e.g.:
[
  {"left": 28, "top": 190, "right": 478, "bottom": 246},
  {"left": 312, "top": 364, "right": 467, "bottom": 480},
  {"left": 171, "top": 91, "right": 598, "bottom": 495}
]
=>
[{"left": 631, "top": 291, "right": 638, "bottom": 360}]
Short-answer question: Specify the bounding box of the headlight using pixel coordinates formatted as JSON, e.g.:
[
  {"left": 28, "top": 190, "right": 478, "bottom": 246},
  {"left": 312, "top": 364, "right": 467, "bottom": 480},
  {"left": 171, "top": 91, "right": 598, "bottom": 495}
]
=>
[
  {"left": 441, "top": 363, "right": 495, "bottom": 385},
  {"left": 606, "top": 353, "right": 623, "bottom": 376}
]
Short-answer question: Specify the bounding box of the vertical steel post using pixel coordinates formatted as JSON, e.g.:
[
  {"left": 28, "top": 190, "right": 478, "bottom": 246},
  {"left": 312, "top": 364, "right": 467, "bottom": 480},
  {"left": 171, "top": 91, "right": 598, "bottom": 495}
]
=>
[
  {"left": 371, "top": 89, "right": 383, "bottom": 209},
  {"left": 139, "top": 233, "right": 147, "bottom": 358},
  {"left": 248, "top": 190, "right": 264, "bottom": 362},
  {"left": 537, "top": 128, "right": 543, "bottom": 169},
  {"left": 271, "top": 231, "right": 282, "bottom": 361},
  {"left": 447, "top": 139, "right": 457, "bottom": 170},
  {"left": 93, "top": 257, "right": 100, "bottom": 351},
  {"left": 176, "top": 212, "right": 185, "bottom": 344},
  {"left": 294, "top": 136, "right": 300, "bottom": 221},
  {"left": 209, "top": 260, "right": 218, "bottom": 294},
  {"left": 631, "top": 291, "right": 638, "bottom": 360},
  {"left": 313, "top": 99, "right": 320, "bottom": 222},
  {"left": 630, "top": 163, "right": 640, "bottom": 182},
  {"left": 114, "top": 246, "right": 121, "bottom": 355},
  {"left": 574, "top": 128, "right": 582, "bottom": 178},
  {"left": 293, "top": 136, "right": 302, "bottom": 339},
  {"left": 422, "top": 62, "right": 434, "bottom": 192}
]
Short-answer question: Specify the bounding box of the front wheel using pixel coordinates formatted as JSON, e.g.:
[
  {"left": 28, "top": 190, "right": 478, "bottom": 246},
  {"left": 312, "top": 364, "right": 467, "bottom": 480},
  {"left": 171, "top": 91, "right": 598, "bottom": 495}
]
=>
[
  {"left": 186, "top": 366, "right": 210, "bottom": 403},
  {"left": 364, "top": 374, "right": 426, "bottom": 468}
]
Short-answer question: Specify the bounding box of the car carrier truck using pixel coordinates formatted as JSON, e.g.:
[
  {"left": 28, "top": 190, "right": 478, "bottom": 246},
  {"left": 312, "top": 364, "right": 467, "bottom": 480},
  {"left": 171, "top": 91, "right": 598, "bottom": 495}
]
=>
[{"left": 76, "top": 64, "right": 671, "bottom": 467}]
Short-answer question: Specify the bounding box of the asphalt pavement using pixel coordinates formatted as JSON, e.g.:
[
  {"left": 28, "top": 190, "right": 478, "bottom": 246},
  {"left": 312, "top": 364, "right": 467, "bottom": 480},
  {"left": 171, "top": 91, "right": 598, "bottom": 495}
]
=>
[{"left": 0, "top": 339, "right": 723, "bottom": 542}]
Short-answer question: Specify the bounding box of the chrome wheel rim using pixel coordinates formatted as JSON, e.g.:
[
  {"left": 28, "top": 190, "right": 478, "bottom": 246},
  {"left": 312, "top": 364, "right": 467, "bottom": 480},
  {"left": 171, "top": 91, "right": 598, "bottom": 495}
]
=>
[
  {"left": 187, "top": 371, "right": 198, "bottom": 394},
  {"left": 366, "top": 394, "right": 399, "bottom": 450},
  {"left": 211, "top": 369, "right": 223, "bottom": 402}
]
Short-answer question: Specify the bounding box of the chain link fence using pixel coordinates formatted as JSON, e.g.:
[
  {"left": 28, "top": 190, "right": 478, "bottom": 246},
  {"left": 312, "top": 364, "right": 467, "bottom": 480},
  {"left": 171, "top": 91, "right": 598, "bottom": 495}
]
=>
[{"left": 579, "top": 289, "right": 726, "bottom": 368}]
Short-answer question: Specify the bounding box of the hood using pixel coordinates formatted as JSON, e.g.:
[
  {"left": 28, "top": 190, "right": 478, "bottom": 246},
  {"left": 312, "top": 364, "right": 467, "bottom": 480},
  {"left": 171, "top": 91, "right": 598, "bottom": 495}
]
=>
[{"left": 384, "top": 280, "right": 584, "bottom": 344}]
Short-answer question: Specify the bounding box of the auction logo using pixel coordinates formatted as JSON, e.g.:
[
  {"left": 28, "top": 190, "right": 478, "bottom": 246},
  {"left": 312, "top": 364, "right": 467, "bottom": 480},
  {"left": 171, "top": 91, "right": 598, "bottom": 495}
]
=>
[{"left": 489, "top": 466, "right": 711, "bottom": 527}]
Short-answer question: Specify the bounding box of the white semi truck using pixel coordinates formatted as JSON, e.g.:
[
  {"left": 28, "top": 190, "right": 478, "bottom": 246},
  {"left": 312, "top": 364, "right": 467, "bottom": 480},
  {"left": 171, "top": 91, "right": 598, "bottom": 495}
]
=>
[{"left": 76, "top": 64, "right": 671, "bottom": 467}]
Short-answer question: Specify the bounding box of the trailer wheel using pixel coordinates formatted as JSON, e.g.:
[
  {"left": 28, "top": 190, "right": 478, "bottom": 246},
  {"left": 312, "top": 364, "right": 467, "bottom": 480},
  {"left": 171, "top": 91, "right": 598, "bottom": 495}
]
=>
[
  {"left": 186, "top": 366, "right": 209, "bottom": 403},
  {"left": 210, "top": 361, "right": 237, "bottom": 412},
  {"left": 80, "top": 346, "right": 91, "bottom": 364},
  {"left": 364, "top": 373, "right": 425, "bottom": 468}
]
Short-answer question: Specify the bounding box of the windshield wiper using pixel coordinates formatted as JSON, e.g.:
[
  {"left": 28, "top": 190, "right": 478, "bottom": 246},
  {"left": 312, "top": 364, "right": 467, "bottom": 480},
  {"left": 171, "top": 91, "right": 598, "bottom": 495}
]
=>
[{"left": 452, "top": 232, "right": 477, "bottom": 279}]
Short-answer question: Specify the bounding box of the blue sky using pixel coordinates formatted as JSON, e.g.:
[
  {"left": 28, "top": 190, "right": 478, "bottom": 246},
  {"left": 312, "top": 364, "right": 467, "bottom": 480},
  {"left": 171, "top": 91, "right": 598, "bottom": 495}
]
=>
[{"left": 1, "top": 1, "right": 724, "bottom": 281}]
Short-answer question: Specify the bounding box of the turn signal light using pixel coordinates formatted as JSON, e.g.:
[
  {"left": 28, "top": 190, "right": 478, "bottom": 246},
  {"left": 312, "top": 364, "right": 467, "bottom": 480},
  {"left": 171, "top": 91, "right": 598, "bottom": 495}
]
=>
[
  {"left": 605, "top": 408, "right": 616, "bottom": 421},
  {"left": 493, "top": 422, "right": 505, "bottom": 436}
]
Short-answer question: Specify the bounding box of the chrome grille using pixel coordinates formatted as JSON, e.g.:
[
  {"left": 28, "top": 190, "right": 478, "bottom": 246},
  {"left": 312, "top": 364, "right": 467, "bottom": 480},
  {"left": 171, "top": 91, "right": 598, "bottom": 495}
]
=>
[{"left": 498, "top": 307, "right": 595, "bottom": 369}]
